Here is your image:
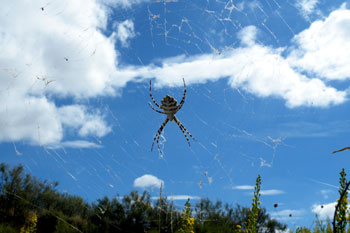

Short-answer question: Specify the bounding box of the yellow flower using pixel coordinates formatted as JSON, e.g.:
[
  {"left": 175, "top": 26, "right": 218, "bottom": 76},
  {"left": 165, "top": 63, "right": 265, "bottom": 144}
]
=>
[
  {"left": 236, "top": 225, "right": 242, "bottom": 229},
  {"left": 189, "top": 218, "right": 195, "bottom": 225}
]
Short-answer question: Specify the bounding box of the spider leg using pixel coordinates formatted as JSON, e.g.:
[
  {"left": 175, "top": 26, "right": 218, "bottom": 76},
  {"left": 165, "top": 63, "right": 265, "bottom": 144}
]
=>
[
  {"left": 174, "top": 116, "right": 195, "bottom": 140},
  {"left": 151, "top": 118, "right": 169, "bottom": 151},
  {"left": 155, "top": 132, "right": 163, "bottom": 153},
  {"left": 177, "top": 78, "right": 186, "bottom": 111},
  {"left": 177, "top": 123, "right": 191, "bottom": 146},
  {"left": 149, "top": 80, "right": 161, "bottom": 108},
  {"left": 332, "top": 146, "right": 350, "bottom": 154},
  {"left": 174, "top": 116, "right": 195, "bottom": 146},
  {"left": 149, "top": 102, "right": 165, "bottom": 114}
]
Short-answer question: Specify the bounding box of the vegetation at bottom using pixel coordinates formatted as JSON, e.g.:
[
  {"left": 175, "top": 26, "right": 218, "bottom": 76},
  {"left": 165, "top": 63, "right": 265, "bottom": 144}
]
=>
[{"left": 0, "top": 162, "right": 349, "bottom": 233}]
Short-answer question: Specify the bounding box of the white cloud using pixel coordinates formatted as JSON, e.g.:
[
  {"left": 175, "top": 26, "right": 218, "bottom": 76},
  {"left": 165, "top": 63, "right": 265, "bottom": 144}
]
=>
[
  {"left": 167, "top": 195, "right": 200, "bottom": 200},
  {"left": 0, "top": 0, "right": 116, "bottom": 146},
  {"left": 121, "top": 6, "right": 350, "bottom": 108},
  {"left": 312, "top": 202, "right": 336, "bottom": 219},
  {"left": 296, "top": 0, "right": 319, "bottom": 19},
  {"left": 0, "top": 94, "right": 62, "bottom": 145},
  {"left": 233, "top": 185, "right": 254, "bottom": 190},
  {"left": 0, "top": 0, "right": 117, "bottom": 98},
  {"left": 238, "top": 26, "right": 257, "bottom": 47},
  {"left": 260, "top": 189, "right": 285, "bottom": 196},
  {"left": 233, "top": 185, "right": 284, "bottom": 195},
  {"left": 320, "top": 189, "right": 333, "bottom": 199},
  {"left": 114, "top": 20, "right": 136, "bottom": 47},
  {"left": 288, "top": 5, "right": 350, "bottom": 80},
  {"left": 1, "top": 0, "right": 349, "bottom": 148},
  {"left": 270, "top": 209, "right": 305, "bottom": 221},
  {"left": 276, "top": 229, "right": 292, "bottom": 233},
  {"left": 152, "top": 195, "right": 200, "bottom": 200},
  {"left": 99, "top": 0, "right": 150, "bottom": 8},
  {"left": 58, "top": 105, "right": 111, "bottom": 138},
  {"left": 79, "top": 120, "right": 111, "bottom": 137},
  {"left": 124, "top": 26, "right": 346, "bottom": 108},
  {"left": 134, "top": 174, "right": 164, "bottom": 189},
  {"left": 48, "top": 140, "right": 102, "bottom": 149}
]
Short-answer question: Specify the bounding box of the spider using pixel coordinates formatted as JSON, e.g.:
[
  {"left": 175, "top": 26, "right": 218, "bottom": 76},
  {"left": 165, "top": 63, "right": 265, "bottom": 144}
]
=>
[{"left": 149, "top": 78, "right": 195, "bottom": 152}]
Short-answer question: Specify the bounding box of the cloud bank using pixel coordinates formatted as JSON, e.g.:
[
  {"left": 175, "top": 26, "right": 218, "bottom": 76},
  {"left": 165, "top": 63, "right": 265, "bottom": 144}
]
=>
[
  {"left": 124, "top": 24, "right": 346, "bottom": 108},
  {"left": 233, "top": 185, "right": 254, "bottom": 190},
  {"left": 288, "top": 4, "right": 350, "bottom": 81},
  {"left": 270, "top": 209, "right": 305, "bottom": 221},
  {"left": 152, "top": 195, "right": 200, "bottom": 201},
  {"left": 0, "top": 0, "right": 118, "bottom": 146},
  {"left": 1, "top": 0, "right": 350, "bottom": 147},
  {"left": 233, "top": 185, "right": 284, "bottom": 196},
  {"left": 260, "top": 189, "right": 285, "bottom": 196}
]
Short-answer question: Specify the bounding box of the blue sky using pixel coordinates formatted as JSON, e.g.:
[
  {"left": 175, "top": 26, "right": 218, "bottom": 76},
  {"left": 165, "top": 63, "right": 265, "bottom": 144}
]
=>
[{"left": 2, "top": 0, "right": 350, "bottom": 229}]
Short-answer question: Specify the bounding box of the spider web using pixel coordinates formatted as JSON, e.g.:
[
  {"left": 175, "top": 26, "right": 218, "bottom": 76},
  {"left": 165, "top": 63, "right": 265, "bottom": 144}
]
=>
[{"left": 1, "top": 0, "right": 349, "bottom": 230}]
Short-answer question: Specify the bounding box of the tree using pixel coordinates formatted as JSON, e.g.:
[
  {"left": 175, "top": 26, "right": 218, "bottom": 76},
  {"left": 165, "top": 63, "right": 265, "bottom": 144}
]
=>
[
  {"left": 333, "top": 168, "right": 349, "bottom": 233},
  {"left": 178, "top": 199, "right": 194, "bottom": 233},
  {"left": 0, "top": 162, "right": 287, "bottom": 233},
  {"left": 247, "top": 174, "right": 261, "bottom": 233}
]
